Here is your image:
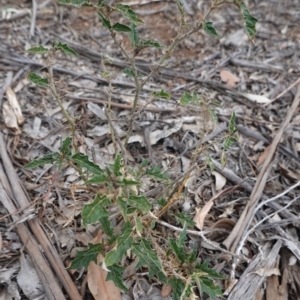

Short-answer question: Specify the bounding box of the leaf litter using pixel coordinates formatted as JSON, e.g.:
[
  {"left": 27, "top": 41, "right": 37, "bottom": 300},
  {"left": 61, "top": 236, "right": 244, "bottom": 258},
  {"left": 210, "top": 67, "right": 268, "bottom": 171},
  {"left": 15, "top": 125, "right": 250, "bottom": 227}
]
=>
[{"left": 0, "top": 0, "right": 300, "bottom": 299}]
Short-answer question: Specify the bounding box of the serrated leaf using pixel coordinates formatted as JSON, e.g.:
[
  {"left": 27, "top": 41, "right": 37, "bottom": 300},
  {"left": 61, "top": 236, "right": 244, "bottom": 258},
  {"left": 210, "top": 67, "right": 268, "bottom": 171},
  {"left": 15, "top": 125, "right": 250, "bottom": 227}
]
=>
[
  {"left": 99, "top": 216, "right": 114, "bottom": 239},
  {"left": 140, "top": 159, "right": 149, "bottom": 167},
  {"left": 60, "top": 137, "right": 72, "bottom": 157},
  {"left": 168, "top": 277, "right": 189, "bottom": 300},
  {"left": 208, "top": 108, "right": 218, "bottom": 124},
  {"left": 129, "top": 23, "right": 139, "bottom": 48},
  {"left": 128, "top": 195, "right": 151, "bottom": 214},
  {"left": 223, "top": 136, "right": 234, "bottom": 150},
  {"left": 135, "top": 217, "right": 143, "bottom": 233},
  {"left": 169, "top": 239, "right": 185, "bottom": 263},
  {"left": 141, "top": 40, "right": 163, "bottom": 49},
  {"left": 105, "top": 227, "right": 133, "bottom": 266},
  {"left": 54, "top": 42, "right": 78, "bottom": 57},
  {"left": 112, "top": 23, "right": 132, "bottom": 32},
  {"left": 122, "top": 68, "right": 135, "bottom": 77},
  {"left": 153, "top": 89, "right": 170, "bottom": 99},
  {"left": 71, "top": 153, "right": 104, "bottom": 175},
  {"left": 68, "top": 243, "right": 103, "bottom": 269},
  {"left": 87, "top": 174, "right": 110, "bottom": 184},
  {"left": 228, "top": 111, "right": 236, "bottom": 133},
  {"left": 24, "top": 152, "right": 58, "bottom": 169},
  {"left": 178, "top": 222, "right": 187, "bottom": 247},
  {"left": 146, "top": 165, "right": 168, "bottom": 179},
  {"left": 203, "top": 21, "right": 218, "bottom": 37},
  {"left": 206, "top": 154, "right": 215, "bottom": 172},
  {"left": 175, "top": 212, "right": 195, "bottom": 227},
  {"left": 116, "top": 4, "right": 143, "bottom": 24},
  {"left": 98, "top": 12, "right": 111, "bottom": 29},
  {"left": 132, "top": 239, "right": 166, "bottom": 283},
  {"left": 111, "top": 154, "right": 122, "bottom": 176},
  {"left": 239, "top": 2, "right": 258, "bottom": 38},
  {"left": 195, "top": 261, "right": 224, "bottom": 279},
  {"left": 194, "top": 275, "right": 223, "bottom": 298},
  {"left": 82, "top": 194, "right": 111, "bottom": 227},
  {"left": 157, "top": 197, "right": 167, "bottom": 207},
  {"left": 57, "top": 0, "right": 90, "bottom": 7},
  {"left": 116, "top": 197, "right": 128, "bottom": 219},
  {"left": 27, "top": 45, "right": 49, "bottom": 53},
  {"left": 106, "top": 264, "right": 128, "bottom": 292},
  {"left": 180, "top": 91, "right": 193, "bottom": 105},
  {"left": 28, "top": 73, "right": 48, "bottom": 87}
]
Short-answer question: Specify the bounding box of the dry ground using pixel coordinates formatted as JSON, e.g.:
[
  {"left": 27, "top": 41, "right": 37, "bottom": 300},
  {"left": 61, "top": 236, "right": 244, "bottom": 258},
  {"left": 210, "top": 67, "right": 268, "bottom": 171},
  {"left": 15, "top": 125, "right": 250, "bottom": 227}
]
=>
[{"left": 1, "top": 0, "right": 300, "bottom": 299}]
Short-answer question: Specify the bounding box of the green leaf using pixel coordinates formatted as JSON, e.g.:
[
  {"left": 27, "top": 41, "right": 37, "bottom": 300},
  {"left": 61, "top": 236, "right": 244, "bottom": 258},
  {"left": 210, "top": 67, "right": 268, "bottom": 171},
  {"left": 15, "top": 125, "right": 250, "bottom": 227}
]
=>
[
  {"left": 195, "top": 260, "right": 224, "bottom": 279},
  {"left": 60, "top": 137, "right": 72, "bottom": 157},
  {"left": 168, "top": 277, "right": 189, "bottom": 300},
  {"left": 203, "top": 21, "right": 218, "bottom": 37},
  {"left": 68, "top": 243, "right": 103, "bottom": 269},
  {"left": 116, "top": 4, "right": 143, "bottom": 24},
  {"left": 87, "top": 174, "right": 110, "bottom": 184},
  {"left": 175, "top": 213, "right": 195, "bottom": 227},
  {"left": 228, "top": 111, "right": 236, "bottom": 133},
  {"left": 132, "top": 239, "right": 166, "bottom": 283},
  {"left": 169, "top": 239, "right": 185, "bottom": 263},
  {"left": 98, "top": 12, "right": 111, "bottom": 29},
  {"left": 28, "top": 73, "right": 48, "bottom": 87},
  {"left": 223, "top": 136, "right": 234, "bottom": 151},
  {"left": 178, "top": 222, "right": 187, "bottom": 247},
  {"left": 135, "top": 217, "right": 143, "bottom": 233},
  {"left": 27, "top": 45, "right": 49, "bottom": 53},
  {"left": 106, "top": 264, "right": 128, "bottom": 292},
  {"left": 54, "top": 42, "right": 78, "bottom": 57},
  {"left": 128, "top": 195, "right": 151, "bottom": 214},
  {"left": 71, "top": 153, "right": 104, "bottom": 175},
  {"left": 157, "top": 197, "right": 167, "bottom": 207},
  {"left": 112, "top": 23, "right": 132, "bottom": 32},
  {"left": 116, "top": 197, "right": 128, "bottom": 219},
  {"left": 111, "top": 154, "right": 122, "bottom": 176},
  {"left": 122, "top": 68, "right": 135, "bottom": 77},
  {"left": 208, "top": 108, "right": 218, "bottom": 124},
  {"left": 140, "top": 159, "right": 149, "bottom": 167},
  {"left": 57, "top": 0, "right": 90, "bottom": 7},
  {"left": 24, "top": 152, "right": 58, "bottom": 169},
  {"left": 129, "top": 23, "right": 140, "bottom": 48},
  {"left": 146, "top": 165, "right": 168, "bottom": 179},
  {"left": 82, "top": 194, "right": 111, "bottom": 227},
  {"left": 140, "top": 40, "right": 163, "bottom": 49},
  {"left": 99, "top": 216, "right": 114, "bottom": 240},
  {"left": 105, "top": 227, "right": 133, "bottom": 266},
  {"left": 179, "top": 91, "right": 193, "bottom": 105},
  {"left": 239, "top": 2, "right": 258, "bottom": 38},
  {"left": 194, "top": 275, "right": 223, "bottom": 298},
  {"left": 153, "top": 89, "right": 170, "bottom": 99},
  {"left": 117, "top": 178, "right": 140, "bottom": 186},
  {"left": 206, "top": 154, "right": 215, "bottom": 172}
]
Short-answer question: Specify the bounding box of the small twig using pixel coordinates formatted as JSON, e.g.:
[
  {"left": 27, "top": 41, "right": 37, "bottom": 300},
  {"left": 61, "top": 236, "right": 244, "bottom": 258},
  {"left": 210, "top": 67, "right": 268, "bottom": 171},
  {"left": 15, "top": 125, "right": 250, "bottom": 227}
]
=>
[{"left": 30, "top": 0, "right": 37, "bottom": 37}]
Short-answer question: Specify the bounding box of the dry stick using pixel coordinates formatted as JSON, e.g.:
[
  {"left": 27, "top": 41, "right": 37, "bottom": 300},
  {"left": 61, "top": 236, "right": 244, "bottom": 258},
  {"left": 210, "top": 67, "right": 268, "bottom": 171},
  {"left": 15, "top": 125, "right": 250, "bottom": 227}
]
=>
[
  {"left": 0, "top": 133, "right": 82, "bottom": 300},
  {"left": 0, "top": 167, "right": 65, "bottom": 300},
  {"left": 265, "top": 76, "right": 300, "bottom": 106},
  {"left": 223, "top": 83, "right": 300, "bottom": 252}
]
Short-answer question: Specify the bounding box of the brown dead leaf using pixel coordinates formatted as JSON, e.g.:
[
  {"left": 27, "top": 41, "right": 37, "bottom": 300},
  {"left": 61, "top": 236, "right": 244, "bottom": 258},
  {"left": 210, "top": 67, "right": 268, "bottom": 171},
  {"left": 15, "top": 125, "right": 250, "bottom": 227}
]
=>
[
  {"left": 2, "top": 101, "right": 21, "bottom": 134},
  {"left": 257, "top": 145, "right": 271, "bottom": 166},
  {"left": 193, "top": 186, "right": 240, "bottom": 230},
  {"left": 161, "top": 284, "right": 172, "bottom": 297},
  {"left": 87, "top": 231, "right": 121, "bottom": 300},
  {"left": 6, "top": 87, "right": 24, "bottom": 125},
  {"left": 220, "top": 69, "right": 240, "bottom": 88},
  {"left": 279, "top": 163, "right": 300, "bottom": 181}
]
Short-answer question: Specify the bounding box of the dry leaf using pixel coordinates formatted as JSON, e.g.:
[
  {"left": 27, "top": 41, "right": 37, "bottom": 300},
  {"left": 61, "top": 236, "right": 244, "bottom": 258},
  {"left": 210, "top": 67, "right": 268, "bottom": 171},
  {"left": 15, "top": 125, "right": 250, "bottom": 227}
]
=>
[
  {"left": 6, "top": 87, "right": 24, "bottom": 125},
  {"left": 87, "top": 231, "right": 121, "bottom": 300},
  {"left": 212, "top": 171, "right": 226, "bottom": 190},
  {"left": 242, "top": 92, "right": 271, "bottom": 104},
  {"left": 161, "top": 284, "right": 172, "bottom": 297},
  {"left": 220, "top": 69, "right": 240, "bottom": 88},
  {"left": 2, "top": 101, "right": 21, "bottom": 134},
  {"left": 251, "top": 268, "right": 280, "bottom": 277},
  {"left": 279, "top": 163, "right": 300, "bottom": 181},
  {"left": 257, "top": 145, "right": 271, "bottom": 166},
  {"left": 193, "top": 186, "right": 239, "bottom": 230}
]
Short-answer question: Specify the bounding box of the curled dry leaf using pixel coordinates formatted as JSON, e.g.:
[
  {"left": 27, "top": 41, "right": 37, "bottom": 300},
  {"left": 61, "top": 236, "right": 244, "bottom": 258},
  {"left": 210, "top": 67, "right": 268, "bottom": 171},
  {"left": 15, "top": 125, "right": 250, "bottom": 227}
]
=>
[
  {"left": 242, "top": 92, "right": 271, "bottom": 104},
  {"left": 6, "top": 87, "right": 24, "bottom": 125},
  {"left": 2, "top": 101, "right": 21, "bottom": 134},
  {"left": 220, "top": 69, "right": 240, "bottom": 88},
  {"left": 87, "top": 230, "right": 121, "bottom": 300},
  {"left": 212, "top": 171, "right": 226, "bottom": 191}
]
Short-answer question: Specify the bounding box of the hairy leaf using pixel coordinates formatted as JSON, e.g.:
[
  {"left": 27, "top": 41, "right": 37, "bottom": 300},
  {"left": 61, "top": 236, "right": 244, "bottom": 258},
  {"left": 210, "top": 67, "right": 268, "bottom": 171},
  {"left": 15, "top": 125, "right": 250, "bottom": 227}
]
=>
[
  {"left": 106, "top": 264, "right": 128, "bottom": 292},
  {"left": 71, "top": 153, "right": 104, "bottom": 175},
  {"left": 153, "top": 89, "right": 170, "bottom": 99},
  {"left": 128, "top": 195, "right": 151, "bottom": 214},
  {"left": 27, "top": 45, "right": 49, "bottom": 53},
  {"left": 116, "top": 4, "right": 143, "bottom": 24},
  {"left": 24, "top": 152, "right": 58, "bottom": 169}
]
